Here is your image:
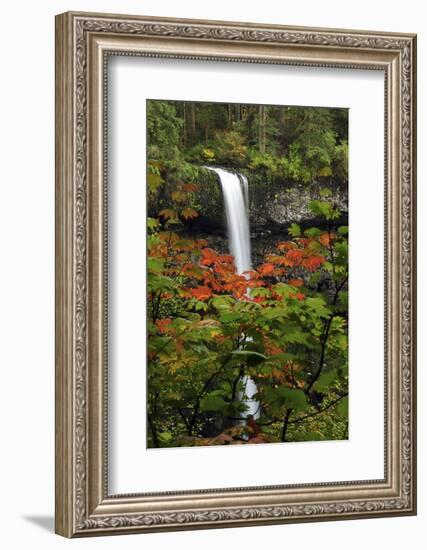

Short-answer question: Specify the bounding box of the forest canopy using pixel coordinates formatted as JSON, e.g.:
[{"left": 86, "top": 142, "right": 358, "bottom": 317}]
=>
[{"left": 147, "top": 100, "right": 348, "bottom": 187}]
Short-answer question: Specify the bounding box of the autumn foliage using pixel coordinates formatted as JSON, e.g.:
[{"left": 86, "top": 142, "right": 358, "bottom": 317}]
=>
[{"left": 147, "top": 164, "right": 349, "bottom": 448}]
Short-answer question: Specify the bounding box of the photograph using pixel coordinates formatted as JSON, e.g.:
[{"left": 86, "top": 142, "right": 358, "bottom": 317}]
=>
[{"left": 147, "top": 99, "right": 349, "bottom": 448}]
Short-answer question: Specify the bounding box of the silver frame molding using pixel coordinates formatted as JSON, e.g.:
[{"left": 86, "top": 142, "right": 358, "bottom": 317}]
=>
[{"left": 55, "top": 11, "right": 417, "bottom": 538}]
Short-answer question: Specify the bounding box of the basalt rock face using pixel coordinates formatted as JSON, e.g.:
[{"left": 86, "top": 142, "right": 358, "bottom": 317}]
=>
[
  {"left": 249, "top": 181, "right": 348, "bottom": 229},
  {"left": 148, "top": 168, "right": 348, "bottom": 238},
  {"left": 190, "top": 174, "right": 348, "bottom": 235}
]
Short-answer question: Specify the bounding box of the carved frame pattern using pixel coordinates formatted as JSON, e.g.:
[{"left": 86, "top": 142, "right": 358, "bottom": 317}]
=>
[{"left": 55, "top": 11, "right": 416, "bottom": 537}]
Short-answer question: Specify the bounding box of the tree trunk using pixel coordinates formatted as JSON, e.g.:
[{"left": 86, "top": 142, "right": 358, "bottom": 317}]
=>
[
  {"left": 281, "top": 408, "right": 292, "bottom": 442},
  {"left": 234, "top": 103, "right": 241, "bottom": 122},
  {"left": 182, "top": 102, "right": 187, "bottom": 145},
  {"left": 188, "top": 102, "right": 196, "bottom": 144},
  {"left": 259, "top": 105, "right": 266, "bottom": 154}
]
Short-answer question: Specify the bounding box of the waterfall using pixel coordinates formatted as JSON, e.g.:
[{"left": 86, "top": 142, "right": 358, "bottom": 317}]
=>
[
  {"left": 236, "top": 376, "right": 260, "bottom": 420},
  {"left": 239, "top": 173, "right": 249, "bottom": 213},
  {"left": 206, "top": 167, "right": 252, "bottom": 275},
  {"left": 205, "top": 167, "right": 260, "bottom": 422}
]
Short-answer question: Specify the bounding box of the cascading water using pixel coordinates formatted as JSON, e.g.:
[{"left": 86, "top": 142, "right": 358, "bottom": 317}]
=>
[
  {"left": 206, "top": 167, "right": 260, "bottom": 422},
  {"left": 207, "top": 168, "right": 252, "bottom": 276},
  {"left": 239, "top": 173, "right": 249, "bottom": 213}
]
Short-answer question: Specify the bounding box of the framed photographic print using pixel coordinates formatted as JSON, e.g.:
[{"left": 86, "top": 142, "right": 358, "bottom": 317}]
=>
[{"left": 55, "top": 11, "right": 417, "bottom": 537}]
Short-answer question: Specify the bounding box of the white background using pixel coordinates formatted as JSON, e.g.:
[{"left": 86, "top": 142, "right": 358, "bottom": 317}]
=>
[
  {"left": 109, "top": 58, "right": 384, "bottom": 493},
  {"left": 0, "top": 1, "right": 424, "bottom": 548}
]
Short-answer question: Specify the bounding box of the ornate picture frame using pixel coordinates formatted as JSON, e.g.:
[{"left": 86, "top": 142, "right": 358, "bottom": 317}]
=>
[{"left": 55, "top": 11, "right": 416, "bottom": 537}]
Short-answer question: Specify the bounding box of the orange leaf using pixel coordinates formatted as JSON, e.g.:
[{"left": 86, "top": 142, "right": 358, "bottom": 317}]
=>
[
  {"left": 302, "top": 255, "right": 326, "bottom": 271},
  {"left": 319, "top": 232, "right": 334, "bottom": 247},
  {"left": 248, "top": 435, "right": 268, "bottom": 444},
  {"left": 171, "top": 190, "right": 186, "bottom": 203},
  {"left": 181, "top": 207, "right": 199, "bottom": 220},
  {"left": 247, "top": 416, "right": 261, "bottom": 437},
  {"left": 266, "top": 254, "right": 289, "bottom": 266},
  {"left": 158, "top": 231, "right": 179, "bottom": 242},
  {"left": 288, "top": 278, "right": 304, "bottom": 288},
  {"left": 158, "top": 208, "right": 176, "bottom": 221},
  {"left": 285, "top": 249, "right": 305, "bottom": 263},
  {"left": 258, "top": 263, "right": 275, "bottom": 276},
  {"left": 277, "top": 241, "right": 297, "bottom": 251},
  {"left": 190, "top": 285, "right": 213, "bottom": 301},
  {"left": 182, "top": 183, "right": 199, "bottom": 192}
]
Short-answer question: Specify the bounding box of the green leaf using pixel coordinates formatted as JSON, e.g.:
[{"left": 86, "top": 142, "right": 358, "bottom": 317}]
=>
[
  {"left": 315, "top": 369, "right": 338, "bottom": 391},
  {"left": 305, "top": 296, "right": 331, "bottom": 318},
  {"left": 288, "top": 223, "right": 301, "bottom": 237},
  {"left": 231, "top": 350, "right": 267, "bottom": 366},
  {"left": 148, "top": 335, "right": 172, "bottom": 351},
  {"left": 147, "top": 217, "right": 160, "bottom": 231},
  {"left": 261, "top": 307, "right": 289, "bottom": 320},
  {"left": 334, "top": 241, "right": 348, "bottom": 262},
  {"left": 266, "top": 352, "right": 295, "bottom": 363},
  {"left": 304, "top": 227, "right": 322, "bottom": 238},
  {"left": 211, "top": 296, "right": 235, "bottom": 310},
  {"left": 148, "top": 274, "right": 177, "bottom": 293},
  {"left": 303, "top": 431, "right": 323, "bottom": 441},
  {"left": 148, "top": 257, "right": 164, "bottom": 274},
  {"left": 276, "top": 387, "right": 308, "bottom": 411},
  {"left": 308, "top": 199, "right": 340, "bottom": 221},
  {"left": 158, "top": 431, "right": 173, "bottom": 444},
  {"left": 219, "top": 312, "right": 243, "bottom": 323},
  {"left": 250, "top": 288, "right": 270, "bottom": 298},
  {"left": 282, "top": 326, "right": 310, "bottom": 345},
  {"left": 200, "top": 395, "right": 227, "bottom": 412},
  {"left": 319, "top": 187, "right": 332, "bottom": 197},
  {"left": 147, "top": 172, "right": 164, "bottom": 192},
  {"left": 336, "top": 396, "right": 348, "bottom": 419},
  {"left": 271, "top": 283, "right": 295, "bottom": 298}
]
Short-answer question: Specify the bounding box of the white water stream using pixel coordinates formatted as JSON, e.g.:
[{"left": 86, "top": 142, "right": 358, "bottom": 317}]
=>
[
  {"left": 207, "top": 168, "right": 252, "bottom": 275},
  {"left": 206, "top": 167, "right": 260, "bottom": 422}
]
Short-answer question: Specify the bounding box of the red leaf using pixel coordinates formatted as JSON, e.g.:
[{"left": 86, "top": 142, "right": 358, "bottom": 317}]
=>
[
  {"left": 219, "top": 254, "right": 234, "bottom": 264},
  {"left": 290, "top": 292, "right": 305, "bottom": 301},
  {"left": 200, "top": 248, "right": 219, "bottom": 266},
  {"left": 156, "top": 318, "right": 172, "bottom": 333},
  {"left": 190, "top": 285, "right": 213, "bottom": 301}
]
